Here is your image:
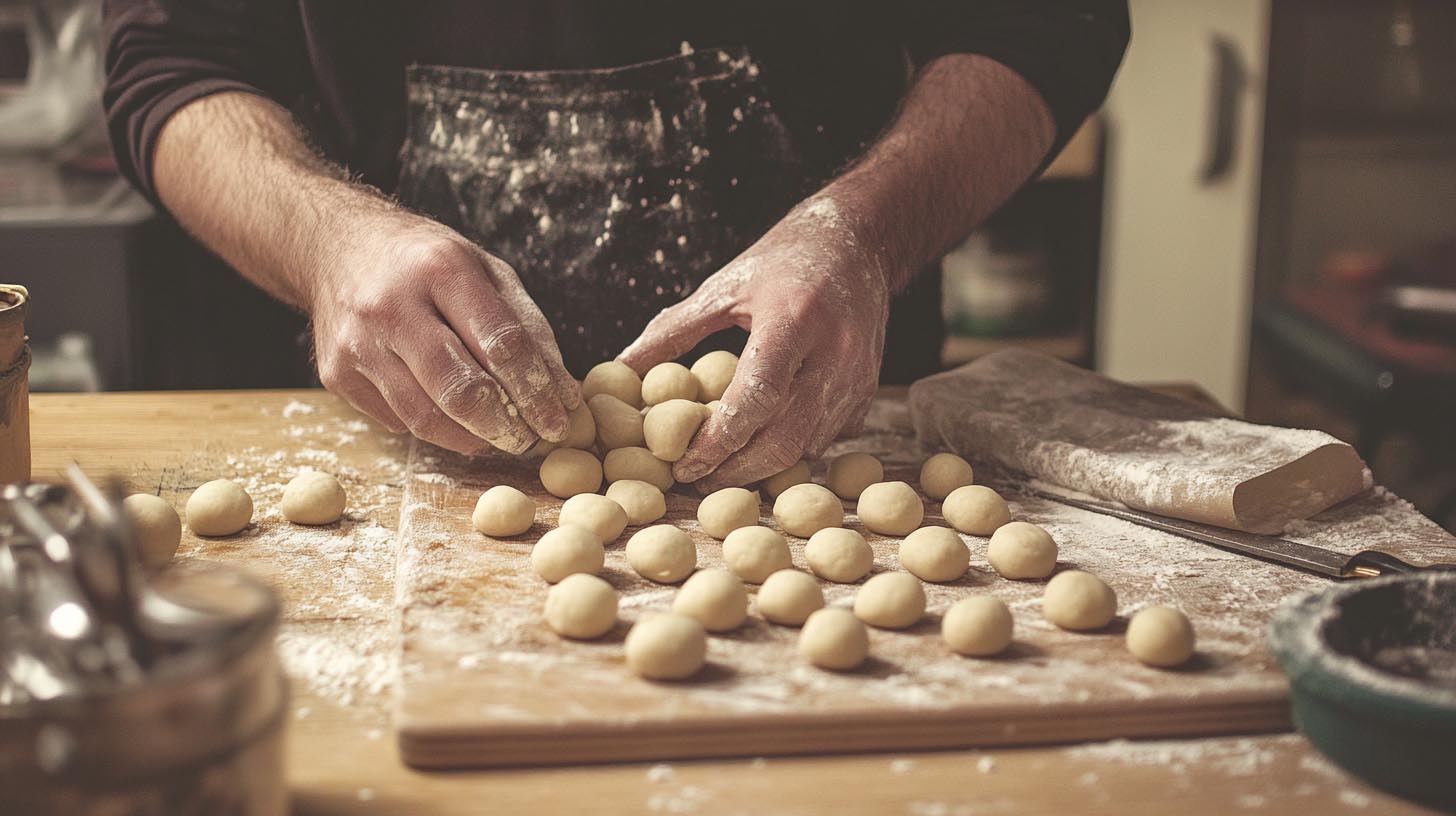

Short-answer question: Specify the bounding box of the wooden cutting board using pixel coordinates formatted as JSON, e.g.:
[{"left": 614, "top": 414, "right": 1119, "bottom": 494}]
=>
[{"left": 394, "top": 399, "right": 1453, "bottom": 769}]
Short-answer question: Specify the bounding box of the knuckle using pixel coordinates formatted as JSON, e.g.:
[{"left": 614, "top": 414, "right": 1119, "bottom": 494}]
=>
[
  {"left": 435, "top": 372, "right": 493, "bottom": 420},
  {"left": 478, "top": 324, "right": 534, "bottom": 367}
]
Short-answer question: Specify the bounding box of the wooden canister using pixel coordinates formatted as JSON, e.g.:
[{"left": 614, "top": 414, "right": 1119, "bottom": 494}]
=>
[{"left": 0, "top": 284, "right": 31, "bottom": 483}]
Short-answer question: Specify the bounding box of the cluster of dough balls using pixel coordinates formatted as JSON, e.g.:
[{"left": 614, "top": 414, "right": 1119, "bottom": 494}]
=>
[{"left": 126, "top": 471, "right": 350, "bottom": 569}]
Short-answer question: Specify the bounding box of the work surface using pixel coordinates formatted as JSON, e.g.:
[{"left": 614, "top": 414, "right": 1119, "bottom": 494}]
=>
[{"left": 30, "top": 389, "right": 1450, "bottom": 815}]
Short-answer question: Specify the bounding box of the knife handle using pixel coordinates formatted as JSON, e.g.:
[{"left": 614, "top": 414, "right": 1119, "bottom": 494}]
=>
[{"left": 1345, "top": 550, "right": 1456, "bottom": 578}]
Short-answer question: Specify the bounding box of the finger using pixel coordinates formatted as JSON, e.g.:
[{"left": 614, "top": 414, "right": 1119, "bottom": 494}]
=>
[
  {"left": 672, "top": 320, "right": 806, "bottom": 484},
  {"left": 472, "top": 247, "right": 582, "bottom": 410},
  {"left": 617, "top": 293, "right": 735, "bottom": 375},
  {"left": 364, "top": 352, "right": 502, "bottom": 456},
  {"left": 331, "top": 370, "right": 407, "bottom": 434},
  {"left": 395, "top": 327, "right": 539, "bottom": 454},
  {"left": 693, "top": 360, "right": 838, "bottom": 491},
  {"left": 432, "top": 265, "right": 570, "bottom": 442}
]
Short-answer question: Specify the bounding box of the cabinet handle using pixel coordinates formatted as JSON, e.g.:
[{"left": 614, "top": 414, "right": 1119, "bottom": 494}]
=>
[{"left": 1201, "top": 35, "right": 1246, "bottom": 184}]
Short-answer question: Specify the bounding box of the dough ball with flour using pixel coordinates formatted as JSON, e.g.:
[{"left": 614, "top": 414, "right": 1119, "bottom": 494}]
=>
[
  {"left": 280, "top": 471, "right": 346, "bottom": 525},
  {"left": 761, "top": 460, "right": 811, "bottom": 498},
  {"left": 853, "top": 571, "right": 926, "bottom": 629},
  {"left": 690, "top": 350, "right": 738, "bottom": 402},
  {"left": 186, "top": 479, "right": 254, "bottom": 537},
  {"left": 530, "top": 525, "right": 604, "bottom": 583},
  {"left": 626, "top": 613, "right": 707, "bottom": 680},
  {"left": 919, "top": 453, "right": 974, "bottom": 500},
  {"left": 1126, "top": 606, "right": 1196, "bottom": 667},
  {"left": 721, "top": 526, "right": 791, "bottom": 583},
  {"left": 543, "top": 573, "right": 618, "bottom": 639},
  {"left": 697, "top": 487, "right": 760, "bottom": 540},
  {"left": 805, "top": 527, "right": 874, "bottom": 583},
  {"left": 942, "top": 596, "right": 1013, "bottom": 656},
  {"left": 898, "top": 526, "right": 970, "bottom": 582},
  {"left": 626, "top": 524, "right": 697, "bottom": 583},
  {"left": 672, "top": 568, "right": 748, "bottom": 631},
  {"left": 1042, "top": 570, "right": 1117, "bottom": 630},
  {"left": 603, "top": 447, "right": 674, "bottom": 491},
  {"left": 942, "top": 485, "right": 1011, "bottom": 536},
  {"left": 799, "top": 608, "right": 869, "bottom": 670},
  {"left": 772, "top": 483, "right": 843, "bottom": 538},
  {"left": 644, "top": 399, "right": 709, "bottom": 462},
  {"left": 539, "top": 448, "right": 603, "bottom": 498},
  {"left": 558, "top": 493, "right": 629, "bottom": 543},
  {"left": 756, "top": 569, "right": 825, "bottom": 626},
  {"left": 472, "top": 485, "right": 536, "bottom": 537},
  {"left": 588, "top": 393, "right": 645, "bottom": 450},
  {"left": 123, "top": 494, "right": 181, "bottom": 569},
  {"left": 642, "top": 362, "right": 698, "bottom": 405},
  {"left": 856, "top": 481, "right": 923, "bottom": 536},
  {"left": 605, "top": 479, "right": 666, "bottom": 526},
  {"left": 826, "top": 452, "right": 883, "bottom": 500},
  {"left": 582, "top": 361, "right": 643, "bottom": 408},
  {"left": 986, "top": 521, "right": 1058, "bottom": 580}
]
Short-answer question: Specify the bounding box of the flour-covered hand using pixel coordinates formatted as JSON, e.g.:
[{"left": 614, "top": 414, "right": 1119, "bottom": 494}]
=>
[{"left": 619, "top": 197, "right": 894, "bottom": 490}]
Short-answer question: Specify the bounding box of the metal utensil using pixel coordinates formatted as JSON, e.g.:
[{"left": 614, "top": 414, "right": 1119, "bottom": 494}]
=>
[{"left": 1026, "top": 487, "right": 1456, "bottom": 579}]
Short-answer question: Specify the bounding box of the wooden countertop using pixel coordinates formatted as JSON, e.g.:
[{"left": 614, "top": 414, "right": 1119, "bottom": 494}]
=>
[{"left": 27, "top": 389, "right": 1438, "bottom": 816}]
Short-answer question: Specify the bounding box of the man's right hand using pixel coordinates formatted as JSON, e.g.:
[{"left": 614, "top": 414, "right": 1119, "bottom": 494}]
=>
[{"left": 308, "top": 214, "right": 580, "bottom": 454}]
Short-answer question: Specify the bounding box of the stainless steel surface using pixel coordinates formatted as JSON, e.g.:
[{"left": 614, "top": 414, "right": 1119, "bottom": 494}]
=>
[{"left": 1026, "top": 487, "right": 1455, "bottom": 579}]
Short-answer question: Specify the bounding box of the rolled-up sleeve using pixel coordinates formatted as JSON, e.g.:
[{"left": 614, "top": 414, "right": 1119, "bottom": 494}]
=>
[
  {"left": 906, "top": 0, "right": 1130, "bottom": 156},
  {"left": 102, "top": 0, "right": 302, "bottom": 204}
]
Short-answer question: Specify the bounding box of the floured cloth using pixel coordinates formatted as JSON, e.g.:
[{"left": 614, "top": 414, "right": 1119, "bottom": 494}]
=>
[{"left": 908, "top": 349, "right": 1371, "bottom": 534}]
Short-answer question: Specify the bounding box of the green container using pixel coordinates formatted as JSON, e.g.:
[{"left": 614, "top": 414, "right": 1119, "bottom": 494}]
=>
[{"left": 1270, "top": 573, "right": 1456, "bottom": 810}]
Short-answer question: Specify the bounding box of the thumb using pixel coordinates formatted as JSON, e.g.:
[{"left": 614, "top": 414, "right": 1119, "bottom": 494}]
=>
[{"left": 617, "top": 295, "right": 731, "bottom": 374}]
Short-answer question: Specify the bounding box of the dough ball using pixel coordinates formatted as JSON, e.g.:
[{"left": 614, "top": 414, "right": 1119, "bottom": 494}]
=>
[
  {"left": 642, "top": 362, "right": 698, "bottom": 405},
  {"left": 697, "top": 487, "right": 760, "bottom": 540},
  {"left": 543, "top": 573, "right": 618, "bottom": 639},
  {"left": 853, "top": 571, "right": 926, "bottom": 629},
  {"left": 280, "top": 471, "right": 347, "bottom": 526},
  {"left": 856, "top": 481, "right": 924, "bottom": 537},
  {"left": 761, "top": 460, "right": 811, "bottom": 499},
  {"left": 690, "top": 350, "right": 738, "bottom": 402},
  {"left": 898, "top": 526, "right": 970, "bottom": 582},
  {"left": 672, "top": 568, "right": 748, "bottom": 631},
  {"left": 721, "top": 526, "right": 791, "bottom": 583},
  {"left": 603, "top": 447, "right": 674, "bottom": 491},
  {"left": 625, "top": 613, "right": 707, "bottom": 680},
  {"left": 588, "top": 393, "right": 646, "bottom": 451},
  {"left": 539, "top": 448, "right": 603, "bottom": 498},
  {"left": 772, "top": 482, "right": 843, "bottom": 538},
  {"left": 581, "top": 360, "right": 643, "bottom": 408},
  {"left": 605, "top": 479, "right": 667, "bottom": 526},
  {"left": 472, "top": 485, "right": 536, "bottom": 537},
  {"left": 530, "top": 524, "right": 605, "bottom": 583},
  {"left": 826, "top": 452, "right": 883, "bottom": 500},
  {"left": 122, "top": 494, "right": 181, "bottom": 569},
  {"left": 919, "top": 452, "right": 974, "bottom": 500},
  {"left": 804, "top": 527, "right": 874, "bottom": 583},
  {"left": 626, "top": 524, "right": 697, "bottom": 584},
  {"left": 1042, "top": 570, "right": 1117, "bottom": 630},
  {"left": 643, "top": 399, "right": 709, "bottom": 462},
  {"left": 1126, "top": 606, "right": 1196, "bottom": 667},
  {"left": 185, "top": 479, "right": 254, "bottom": 537},
  {"left": 942, "top": 485, "right": 1011, "bottom": 536},
  {"left": 559, "top": 493, "right": 629, "bottom": 543},
  {"left": 560, "top": 402, "right": 598, "bottom": 449},
  {"left": 942, "top": 596, "right": 1013, "bottom": 656},
  {"left": 756, "top": 569, "right": 825, "bottom": 626},
  {"left": 986, "top": 521, "right": 1058, "bottom": 580},
  {"left": 799, "top": 608, "right": 869, "bottom": 671}
]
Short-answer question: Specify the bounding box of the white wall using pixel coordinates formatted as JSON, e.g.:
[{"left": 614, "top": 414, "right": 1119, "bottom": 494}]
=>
[{"left": 1098, "top": 0, "right": 1271, "bottom": 410}]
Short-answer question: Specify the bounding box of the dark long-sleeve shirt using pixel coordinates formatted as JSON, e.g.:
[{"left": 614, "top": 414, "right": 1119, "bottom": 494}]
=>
[{"left": 102, "top": 1, "right": 1129, "bottom": 207}]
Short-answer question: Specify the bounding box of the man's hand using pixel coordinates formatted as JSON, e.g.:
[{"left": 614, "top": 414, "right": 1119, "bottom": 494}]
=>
[
  {"left": 620, "top": 197, "right": 892, "bottom": 490},
  {"left": 309, "top": 214, "right": 579, "bottom": 454}
]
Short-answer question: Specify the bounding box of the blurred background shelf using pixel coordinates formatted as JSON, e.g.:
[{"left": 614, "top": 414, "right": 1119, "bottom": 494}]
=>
[{"left": 940, "top": 331, "right": 1087, "bottom": 368}]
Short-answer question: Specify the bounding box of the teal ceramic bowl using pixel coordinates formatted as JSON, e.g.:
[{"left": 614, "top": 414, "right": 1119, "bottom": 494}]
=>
[{"left": 1270, "top": 573, "right": 1456, "bottom": 810}]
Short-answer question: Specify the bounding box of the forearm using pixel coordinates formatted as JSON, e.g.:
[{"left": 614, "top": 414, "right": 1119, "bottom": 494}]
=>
[
  {"left": 152, "top": 91, "right": 394, "bottom": 310},
  {"left": 814, "top": 54, "right": 1056, "bottom": 290}
]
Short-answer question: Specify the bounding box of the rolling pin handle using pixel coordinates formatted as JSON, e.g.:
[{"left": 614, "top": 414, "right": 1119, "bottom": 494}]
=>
[{"left": 1343, "top": 550, "right": 1456, "bottom": 578}]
